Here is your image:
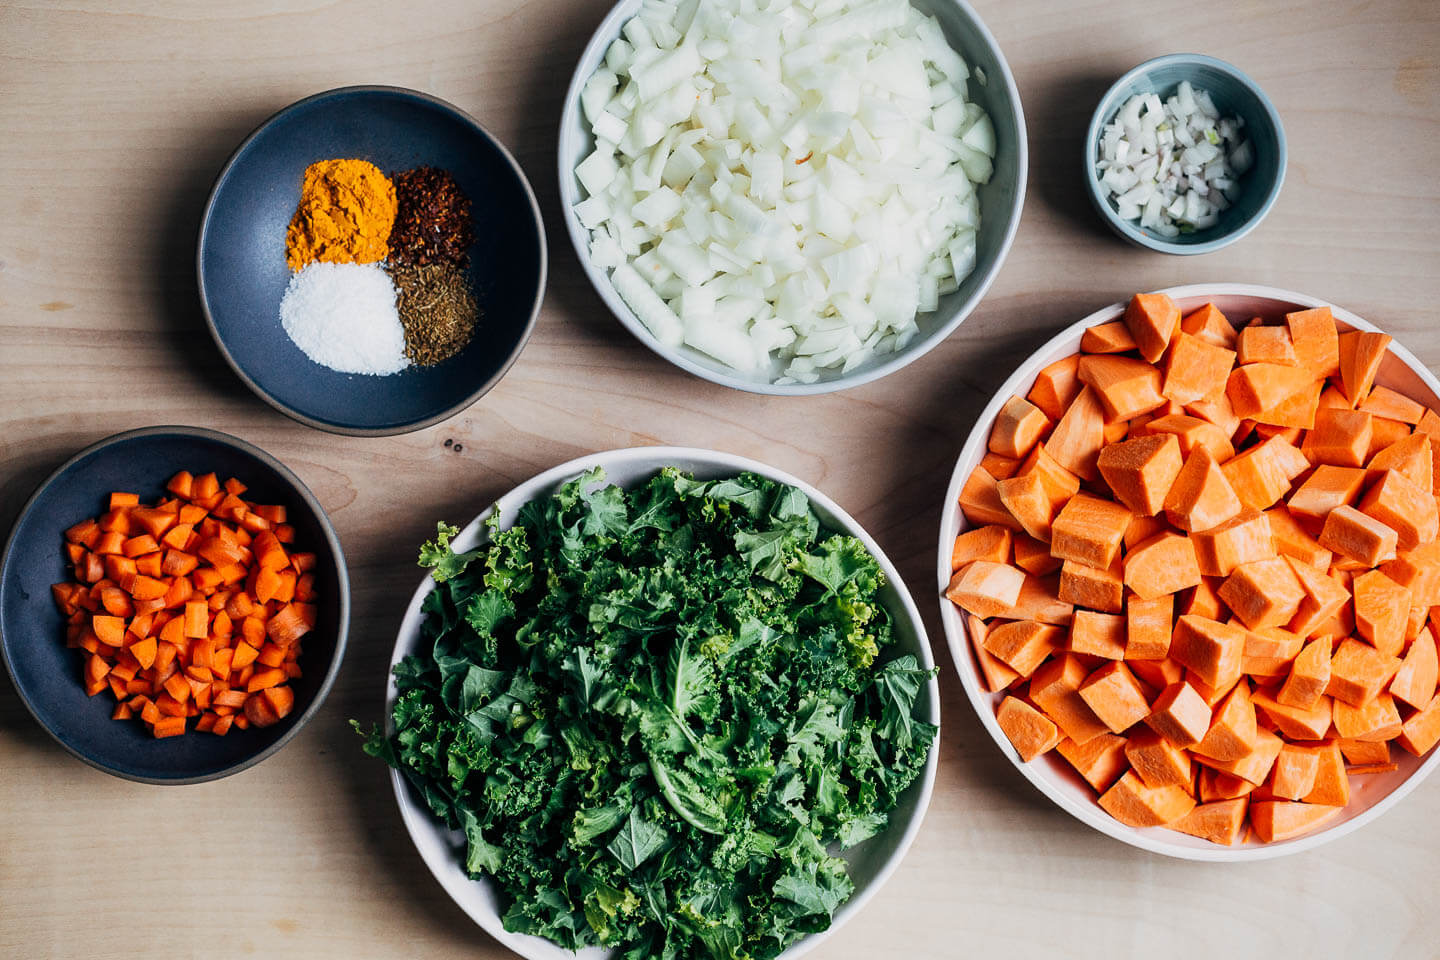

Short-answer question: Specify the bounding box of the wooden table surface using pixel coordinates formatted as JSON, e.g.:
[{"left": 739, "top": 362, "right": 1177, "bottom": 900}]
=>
[{"left": 2, "top": 1, "right": 1438, "bottom": 957}]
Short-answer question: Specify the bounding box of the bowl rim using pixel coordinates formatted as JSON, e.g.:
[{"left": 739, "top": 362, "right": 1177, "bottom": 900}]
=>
[
  {"left": 556, "top": 0, "right": 1029, "bottom": 396},
  {"left": 935, "top": 283, "right": 1440, "bottom": 861},
  {"left": 0, "top": 425, "right": 352, "bottom": 785},
  {"left": 383, "top": 444, "right": 940, "bottom": 958},
  {"left": 1083, "top": 53, "right": 1287, "bottom": 256},
  {"left": 196, "top": 84, "right": 549, "bottom": 437}
]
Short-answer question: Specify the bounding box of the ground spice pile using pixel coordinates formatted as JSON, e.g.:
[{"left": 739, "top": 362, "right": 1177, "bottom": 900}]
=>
[
  {"left": 285, "top": 158, "right": 396, "bottom": 271},
  {"left": 389, "top": 263, "right": 478, "bottom": 366}
]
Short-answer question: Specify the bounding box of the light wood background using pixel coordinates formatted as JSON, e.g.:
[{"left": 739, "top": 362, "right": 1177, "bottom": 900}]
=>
[{"left": 2, "top": 1, "right": 1438, "bottom": 957}]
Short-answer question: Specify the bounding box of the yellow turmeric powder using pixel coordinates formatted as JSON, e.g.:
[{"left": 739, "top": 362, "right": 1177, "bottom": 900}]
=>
[{"left": 285, "top": 158, "right": 397, "bottom": 271}]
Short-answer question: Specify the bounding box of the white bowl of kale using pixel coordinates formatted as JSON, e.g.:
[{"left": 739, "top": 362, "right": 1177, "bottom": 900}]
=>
[{"left": 358, "top": 446, "right": 940, "bottom": 959}]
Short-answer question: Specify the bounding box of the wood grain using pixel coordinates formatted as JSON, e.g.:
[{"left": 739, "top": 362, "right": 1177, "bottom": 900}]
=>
[{"left": 2, "top": 1, "right": 1438, "bottom": 957}]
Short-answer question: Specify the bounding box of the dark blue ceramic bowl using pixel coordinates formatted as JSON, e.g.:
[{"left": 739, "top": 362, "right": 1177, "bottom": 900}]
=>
[
  {"left": 198, "top": 86, "right": 546, "bottom": 436},
  {"left": 0, "top": 427, "right": 350, "bottom": 783}
]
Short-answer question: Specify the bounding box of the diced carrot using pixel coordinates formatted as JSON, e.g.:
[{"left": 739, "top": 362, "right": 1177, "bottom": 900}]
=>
[
  {"left": 1123, "top": 292, "right": 1181, "bottom": 364},
  {"left": 1058, "top": 557, "right": 1125, "bottom": 614},
  {"left": 263, "top": 685, "right": 295, "bottom": 720},
  {"left": 1164, "top": 447, "right": 1242, "bottom": 532},
  {"left": 1027, "top": 354, "right": 1082, "bottom": 423},
  {"left": 1338, "top": 330, "right": 1392, "bottom": 407},
  {"left": 1051, "top": 493, "right": 1131, "bottom": 569},
  {"left": 995, "top": 696, "right": 1063, "bottom": 762},
  {"left": 1319, "top": 504, "right": 1398, "bottom": 567},
  {"left": 1077, "top": 354, "right": 1167, "bottom": 421},
  {"left": 152, "top": 716, "right": 187, "bottom": 739},
  {"left": 1098, "top": 770, "right": 1195, "bottom": 827},
  {"left": 246, "top": 667, "right": 286, "bottom": 693},
  {"left": 91, "top": 614, "right": 126, "bottom": 648},
  {"left": 989, "top": 395, "right": 1052, "bottom": 460},
  {"left": 1030, "top": 654, "right": 1110, "bottom": 745},
  {"left": 983, "top": 620, "right": 1063, "bottom": 677},
  {"left": 1390, "top": 626, "right": 1437, "bottom": 710},
  {"left": 1097, "top": 433, "right": 1182, "bottom": 517},
  {"left": 1056, "top": 733, "right": 1128, "bottom": 792},
  {"left": 946, "top": 561, "right": 1025, "bottom": 619},
  {"left": 180, "top": 600, "right": 208, "bottom": 639}
]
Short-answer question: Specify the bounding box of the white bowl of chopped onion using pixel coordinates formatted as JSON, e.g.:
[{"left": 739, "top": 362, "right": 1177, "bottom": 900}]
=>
[
  {"left": 559, "top": 0, "right": 1026, "bottom": 394},
  {"left": 1084, "top": 54, "right": 1286, "bottom": 255}
]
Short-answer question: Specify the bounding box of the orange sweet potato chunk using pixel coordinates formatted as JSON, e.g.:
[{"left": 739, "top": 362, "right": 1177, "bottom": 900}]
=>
[
  {"left": 1367, "top": 433, "right": 1433, "bottom": 493},
  {"left": 1016, "top": 445, "right": 1082, "bottom": 511},
  {"left": 967, "top": 615, "right": 1021, "bottom": 693},
  {"left": 1171, "top": 615, "right": 1246, "bottom": 690},
  {"left": 1237, "top": 325, "right": 1297, "bottom": 367},
  {"left": 989, "top": 395, "right": 1052, "bottom": 460},
  {"left": 1046, "top": 385, "right": 1107, "bottom": 481},
  {"left": 1051, "top": 493, "right": 1132, "bottom": 569},
  {"left": 1078, "top": 354, "right": 1168, "bottom": 422},
  {"left": 1059, "top": 558, "right": 1124, "bottom": 614},
  {"left": 1351, "top": 569, "right": 1411, "bottom": 658},
  {"left": 1191, "top": 509, "right": 1274, "bottom": 578},
  {"left": 1143, "top": 413, "right": 1235, "bottom": 462},
  {"left": 1099, "top": 770, "right": 1196, "bottom": 827},
  {"left": 1320, "top": 505, "right": 1399, "bottom": 568},
  {"left": 950, "top": 525, "right": 1013, "bottom": 571},
  {"left": 1123, "top": 292, "right": 1182, "bottom": 364},
  {"left": 1181, "top": 302, "right": 1236, "bottom": 349},
  {"left": 1360, "top": 385, "right": 1426, "bottom": 425},
  {"left": 1166, "top": 798, "right": 1248, "bottom": 845},
  {"left": 1303, "top": 407, "right": 1373, "bottom": 468},
  {"left": 1069, "top": 610, "right": 1126, "bottom": 660},
  {"left": 1397, "top": 694, "right": 1440, "bottom": 756},
  {"left": 958, "top": 466, "right": 1022, "bottom": 529},
  {"left": 1194, "top": 726, "right": 1284, "bottom": 785},
  {"left": 1218, "top": 557, "right": 1306, "bottom": 630},
  {"left": 1027, "top": 354, "right": 1082, "bottom": 423},
  {"left": 983, "top": 620, "right": 1064, "bottom": 678},
  {"left": 1277, "top": 638, "right": 1332, "bottom": 710},
  {"left": 1390, "top": 626, "right": 1438, "bottom": 710},
  {"left": 1145, "top": 680, "right": 1212, "bottom": 748},
  {"left": 1226, "top": 363, "right": 1315, "bottom": 419},
  {"left": 996, "top": 696, "right": 1063, "bottom": 762},
  {"left": 996, "top": 473, "right": 1056, "bottom": 542},
  {"left": 1250, "top": 800, "right": 1341, "bottom": 843},
  {"left": 1164, "top": 447, "right": 1243, "bottom": 533},
  {"left": 1192, "top": 681, "right": 1258, "bottom": 762},
  {"left": 1097, "top": 433, "right": 1183, "bottom": 517},
  {"left": 1163, "top": 332, "right": 1236, "bottom": 406},
  {"left": 1271, "top": 743, "right": 1321, "bottom": 800},
  {"left": 946, "top": 560, "right": 1025, "bottom": 618},
  {"left": 1326, "top": 639, "right": 1401, "bottom": 708},
  {"left": 1222, "top": 435, "right": 1310, "bottom": 511},
  {"left": 1266, "top": 507, "right": 1332, "bottom": 569},
  {"left": 1056, "top": 733, "right": 1128, "bottom": 792},
  {"left": 1126, "top": 593, "right": 1174, "bottom": 660},
  {"left": 1077, "top": 661, "right": 1151, "bottom": 733},
  {"left": 1332, "top": 692, "right": 1402, "bottom": 741},
  {"left": 1030, "top": 654, "right": 1110, "bottom": 745},
  {"left": 1125, "top": 729, "right": 1193, "bottom": 788},
  {"left": 1359, "top": 469, "right": 1439, "bottom": 551},
  {"left": 1287, "top": 466, "right": 1367, "bottom": 527},
  {"left": 1285, "top": 306, "right": 1340, "bottom": 380},
  {"left": 1124, "top": 532, "right": 1202, "bottom": 601},
  {"left": 1338, "top": 330, "right": 1392, "bottom": 407},
  {"left": 1081, "top": 320, "right": 1138, "bottom": 354}
]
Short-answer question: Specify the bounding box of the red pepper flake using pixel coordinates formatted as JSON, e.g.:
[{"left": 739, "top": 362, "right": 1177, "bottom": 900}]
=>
[
  {"left": 795, "top": 151, "right": 813, "bottom": 165},
  {"left": 388, "top": 167, "right": 474, "bottom": 267}
]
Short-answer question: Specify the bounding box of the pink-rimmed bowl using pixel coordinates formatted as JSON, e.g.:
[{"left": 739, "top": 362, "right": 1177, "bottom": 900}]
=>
[{"left": 937, "top": 283, "right": 1440, "bottom": 861}]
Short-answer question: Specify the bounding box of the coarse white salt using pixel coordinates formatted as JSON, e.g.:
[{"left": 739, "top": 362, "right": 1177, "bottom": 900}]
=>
[{"left": 279, "top": 262, "right": 409, "bottom": 376}]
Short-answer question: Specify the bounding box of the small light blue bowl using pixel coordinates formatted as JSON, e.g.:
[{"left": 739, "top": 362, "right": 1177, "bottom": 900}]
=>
[{"left": 1084, "top": 54, "right": 1286, "bottom": 255}]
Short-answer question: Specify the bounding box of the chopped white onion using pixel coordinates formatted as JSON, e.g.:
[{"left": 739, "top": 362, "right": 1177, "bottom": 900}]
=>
[
  {"left": 574, "top": 0, "right": 993, "bottom": 383},
  {"left": 1095, "top": 80, "right": 1251, "bottom": 236}
]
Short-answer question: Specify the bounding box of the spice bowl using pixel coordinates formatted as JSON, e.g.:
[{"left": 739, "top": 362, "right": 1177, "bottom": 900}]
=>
[
  {"left": 0, "top": 426, "right": 350, "bottom": 784},
  {"left": 1085, "top": 54, "right": 1287, "bottom": 255},
  {"left": 198, "top": 86, "right": 546, "bottom": 436}
]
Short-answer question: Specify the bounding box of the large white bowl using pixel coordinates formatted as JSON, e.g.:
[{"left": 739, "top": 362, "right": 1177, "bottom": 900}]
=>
[
  {"left": 557, "top": 0, "right": 1027, "bottom": 395},
  {"left": 388, "top": 446, "right": 940, "bottom": 957},
  {"left": 937, "top": 283, "right": 1440, "bottom": 861}
]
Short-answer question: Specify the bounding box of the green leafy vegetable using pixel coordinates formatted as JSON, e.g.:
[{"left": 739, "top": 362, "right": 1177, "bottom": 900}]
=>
[{"left": 357, "top": 467, "right": 937, "bottom": 959}]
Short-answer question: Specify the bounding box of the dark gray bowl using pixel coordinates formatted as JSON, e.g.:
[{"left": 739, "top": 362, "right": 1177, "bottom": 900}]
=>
[
  {"left": 0, "top": 427, "right": 349, "bottom": 784},
  {"left": 198, "top": 86, "right": 546, "bottom": 435}
]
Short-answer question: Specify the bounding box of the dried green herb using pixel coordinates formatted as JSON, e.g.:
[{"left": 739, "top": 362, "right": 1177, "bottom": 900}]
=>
[{"left": 389, "top": 261, "right": 478, "bottom": 366}]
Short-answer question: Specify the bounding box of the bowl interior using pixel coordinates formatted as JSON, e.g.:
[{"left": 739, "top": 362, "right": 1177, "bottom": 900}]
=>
[
  {"left": 199, "top": 87, "right": 544, "bottom": 434},
  {"left": 1087, "top": 56, "right": 1285, "bottom": 253},
  {"left": 558, "top": 0, "right": 1026, "bottom": 394},
  {"left": 388, "top": 447, "right": 939, "bottom": 958},
  {"left": 1, "top": 429, "right": 347, "bottom": 783},
  {"left": 938, "top": 285, "right": 1440, "bottom": 860}
]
